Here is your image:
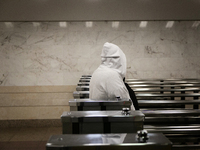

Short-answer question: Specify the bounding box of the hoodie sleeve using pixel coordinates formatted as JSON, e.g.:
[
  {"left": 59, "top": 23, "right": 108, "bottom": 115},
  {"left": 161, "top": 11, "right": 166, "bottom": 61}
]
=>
[
  {"left": 105, "top": 72, "right": 135, "bottom": 110},
  {"left": 105, "top": 71, "right": 130, "bottom": 100}
]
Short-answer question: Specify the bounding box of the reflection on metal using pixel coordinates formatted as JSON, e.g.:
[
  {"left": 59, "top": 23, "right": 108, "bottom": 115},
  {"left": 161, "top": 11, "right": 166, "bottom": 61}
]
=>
[
  {"left": 73, "top": 75, "right": 200, "bottom": 149},
  {"left": 46, "top": 133, "right": 172, "bottom": 149},
  {"left": 139, "top": 100, "right": 200, "bottom": 105},
  {"left": 73, "top": 90, "right": 200, "bottom": 99},
  {"left": 137, "top": 130, "right": 149, "bottom": 143},
  {"left": 76, "top": 86, "right": 89, "bottom": 91},
  {"left": 127, "top": 81, "right": 200, "bottom": 84},
  {"left": 130, "top": 84, "right": 200, "bottom": 88},
  {"left": 61, "top": 110, "right": 144, "bottom": 134},
  {"left": 136, "top": 93, "right": 200, "bottom": 97},
  {"left": 142, "top": 109, "right": 200, "bottom": 117},
  {"left": 121, "top": 107, "right": 130, "bottom": 115},
  {"left": 69, "top": 99, "right": 131, "bottom": 111},
  {"left": 79, "top": 79, "right": 90, "bottom": 82},
  {"left": 126, "top": 78, "right": 200, "bottom": 82}
]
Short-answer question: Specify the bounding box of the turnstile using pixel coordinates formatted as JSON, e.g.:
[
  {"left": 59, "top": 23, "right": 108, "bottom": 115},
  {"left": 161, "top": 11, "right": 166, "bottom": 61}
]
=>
[
  {"left": 73, "top": 91, "right": 89, "bottom": 98},
  {"left": 69, "top": 99, "right": 132, "bottom": 111},
  {"left": 61, "top": 110, "right": 144, "bottom": 134},
  {"left": 46, "top": 133, "right": 172, "bottom": 150}
]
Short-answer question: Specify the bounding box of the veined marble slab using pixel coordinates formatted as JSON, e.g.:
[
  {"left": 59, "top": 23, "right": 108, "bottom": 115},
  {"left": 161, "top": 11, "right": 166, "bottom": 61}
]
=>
[{"left": 0, "top": 21, "right": 200, "bottom": 86}]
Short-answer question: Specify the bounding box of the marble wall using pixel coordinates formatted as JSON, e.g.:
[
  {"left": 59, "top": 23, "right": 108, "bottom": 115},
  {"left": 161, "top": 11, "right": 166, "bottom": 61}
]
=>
[
  {"left": 0, "top": 85, "right": 75, "bottom": 120},
  {"left": 0, "top": 21, "right": 200, "bottom": 86},
  {"left": 0, "top": 21, "right": 200, "bottom": 122}
]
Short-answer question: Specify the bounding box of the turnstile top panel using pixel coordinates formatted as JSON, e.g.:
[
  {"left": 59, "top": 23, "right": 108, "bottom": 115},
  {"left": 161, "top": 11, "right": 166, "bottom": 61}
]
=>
[
  {"left": 61, "top": 110, "right": 145, "bottom": 122},
  {"left": 142, "top": 109, "right": 200, "bottom": 117},
  {"left": 46, "top": 133, "right": 172, "bottom": 147},
  {"left": 69, "top": 99, "right": 131, "bottom": 106}
]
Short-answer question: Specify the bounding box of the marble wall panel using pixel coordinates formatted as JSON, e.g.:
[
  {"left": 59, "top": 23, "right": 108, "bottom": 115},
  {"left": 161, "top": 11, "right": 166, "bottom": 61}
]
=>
[
  {"left": 24, "top": 45, "right": 64, "bottom": 70},
  {"left": 0, "top": 85, "right": 74, "bottom": 120},
  {"left": 197, "top": 70, "right": 200, "bottom": 78},
  {"left": 129, "top": 58, "right": 160, "bottom": 71},
  {"left": 0, "top": 21, "right": 200, "bottom": 86},
  {"left": 170, "top": 42, "right": 186, "bottom": 57},
  {"left": 0, "top": 106, "right": 69, "bottom": 120},
  {"left": 1, "top": 45, "right": 25, "bottom": 73},
  {"left": 142, "top": 70, "right": 197, "bottom": 79},
  {"left": 2, "top": 72, "right": 37, "bottom": 86},
  {"left": 126, "top": 70, "right": 144, "bottom": 79},
  {"left": 63, "top": 45, "right": 101, "bottom": 59},
  {"left": 36, "top": 72, "right": 64, "bottom": 86},
  {"left": 196, "top": 44, "right": 200, "bottom": 56},
  {"left": 0, "top": 97, "right": 69, "bottom": 107},
  {"left": 184, "top": 44, "right": 200, "bottom": 57},
  {"left": 144, "top": 44, "right": 171, "bottom": 58},
  {"left": 186, "top": 29, "right": 200, "bottom": 44},
  {"left": 134, "top": 30, "right": 161, "bottom": 45},
  {"left": 168, "top": 70, "right": 197, "bottom": 79},
  {"left": 0, "top": 31, "right": 28, "bottom": 46},
  {"left": 0, "top": 85, "right": 76, "bottom": 93},
  {"left": 184, "top": 57, "right": 200, "bottom": 71},
  {"left": 120, "top": 44, "right": 145, "bottom": 59},
  {"left": 157, "top": 58, "right": 186, "bottom": 71}
]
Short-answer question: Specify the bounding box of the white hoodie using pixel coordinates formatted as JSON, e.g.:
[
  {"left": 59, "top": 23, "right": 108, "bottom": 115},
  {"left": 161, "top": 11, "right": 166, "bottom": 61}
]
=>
[{"left": 89, "top": 42, "right": 134, "bottom": 110}]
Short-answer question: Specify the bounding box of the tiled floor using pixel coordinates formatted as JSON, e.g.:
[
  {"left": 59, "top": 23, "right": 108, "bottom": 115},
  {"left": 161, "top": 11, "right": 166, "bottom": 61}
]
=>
[{"left": 0, "top": 127, "right": 62, "bottom": 150}]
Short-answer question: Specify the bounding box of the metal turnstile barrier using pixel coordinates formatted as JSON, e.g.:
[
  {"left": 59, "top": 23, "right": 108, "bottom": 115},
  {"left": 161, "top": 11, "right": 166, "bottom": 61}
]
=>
[
  {"left": 69, "top": 99, "right": 132, "bottom": 111},
  {"left": 61, "top": 110, "right": 144, "bottom": 134},
  {"left": 46, "top": 133, "right": 172, "bottom": 150}
]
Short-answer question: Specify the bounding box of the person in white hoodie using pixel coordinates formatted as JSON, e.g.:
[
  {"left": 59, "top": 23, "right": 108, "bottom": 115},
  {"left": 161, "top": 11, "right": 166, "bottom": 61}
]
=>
[{"left": 89, "top": 42, "right": 135, "bottom": 110}]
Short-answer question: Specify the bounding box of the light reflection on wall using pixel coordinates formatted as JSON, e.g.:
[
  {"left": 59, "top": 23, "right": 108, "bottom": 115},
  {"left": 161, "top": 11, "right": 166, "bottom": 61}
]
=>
[
  {"left": 165, "top": 21, "right": 174, "bottom": 28},
  {"left": 139, "top": 21, "right": 148, "bottom": 28},
  {"left": 192, "top": 21, "right": 200, "bottom": 28},
  {"left": 59, "top": 22, "right": 67, "bottom": 28},
  {"left": 112, "top": 21, "right": 119, "bottom": 28},
  {"left": 4, "top": 22, "right": 14, "bottom": 28},
  {"left": 3, "top": 21, "right": 200, "bottom": 29},
  {"left": 86, "top": 21, "right": 93, "bottom": 28},
  {"left": 32, "top": 22, "right": 41, "bottom": 27}
]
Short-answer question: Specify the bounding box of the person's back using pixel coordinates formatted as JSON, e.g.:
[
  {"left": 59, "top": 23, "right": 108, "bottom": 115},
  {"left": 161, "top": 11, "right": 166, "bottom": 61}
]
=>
[
  {"left": 89, "top": 42, "right": 134, "bottom": 110},
  {"left": 90, "top": 65, "right": 129, "bottom": 100}
]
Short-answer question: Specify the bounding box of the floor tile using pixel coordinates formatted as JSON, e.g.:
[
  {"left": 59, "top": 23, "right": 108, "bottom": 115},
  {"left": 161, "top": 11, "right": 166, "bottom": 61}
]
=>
[
  {"left": 6, "top": 141, "right": 40, "bottom": 148},
  {"left": 0, "top": 128, "right": 20, "bottom": 141},
  {"left": 10, "top": 127, "right": 48, "bottom": 141},
  {"left": 0, "top": 141, "right": 8, "bottom": 149},
  {"left": 0, "top": 127, "right": 61, "bottom": 150},
  {"left": 42, "top": 127, "right": 62, "bottom": 141},
  {"left": 38, "top": 141, "right": 47, "bottom": 150}
]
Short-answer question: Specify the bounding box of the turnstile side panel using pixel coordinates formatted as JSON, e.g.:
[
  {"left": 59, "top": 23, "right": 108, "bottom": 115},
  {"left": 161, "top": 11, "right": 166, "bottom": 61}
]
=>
[
  {"left": 46, "top": 133, "right": 172, "bottom": 150},
  {"left": 62, "top": 122, "right": 144, "bottom": 134},
  {"left": 111, "top": 122, "right": 143, "bottom": 133}
]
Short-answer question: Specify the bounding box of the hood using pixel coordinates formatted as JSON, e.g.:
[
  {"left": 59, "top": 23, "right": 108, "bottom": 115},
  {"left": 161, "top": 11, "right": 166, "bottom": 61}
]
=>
[{"left": 100, "top": 42, "right": 127, "bottom": 78}]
